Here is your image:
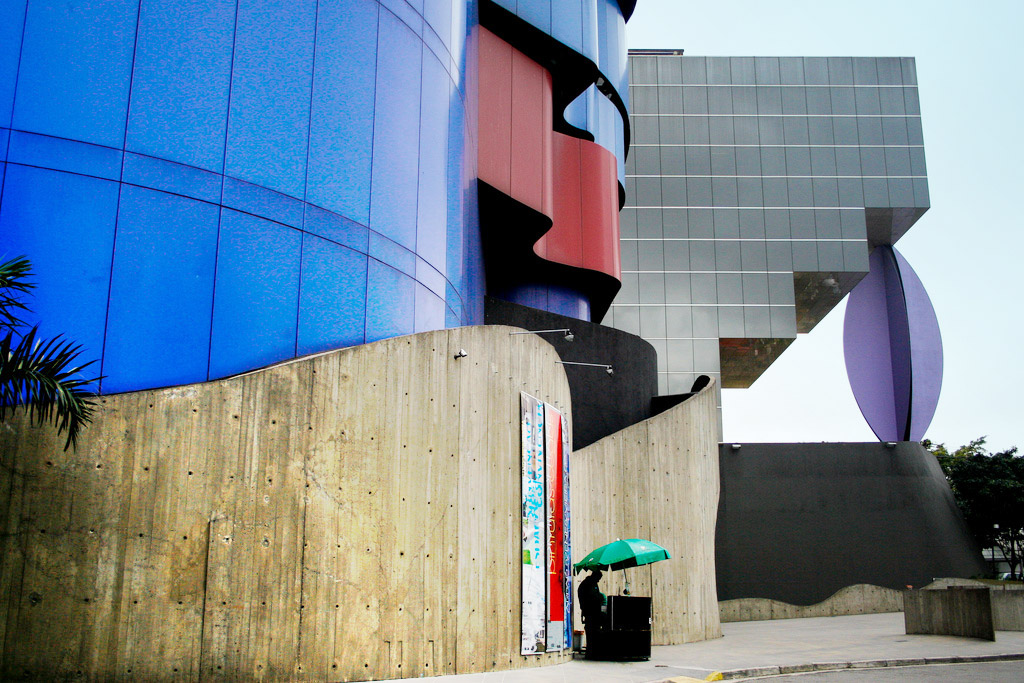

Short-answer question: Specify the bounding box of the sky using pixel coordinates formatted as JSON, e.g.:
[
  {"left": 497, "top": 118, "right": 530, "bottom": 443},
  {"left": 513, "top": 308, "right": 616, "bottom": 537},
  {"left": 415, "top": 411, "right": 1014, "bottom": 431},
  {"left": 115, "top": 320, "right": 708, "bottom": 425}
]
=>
[{"left": 626, "top": 0, "right": 1024, "bottom": 453}]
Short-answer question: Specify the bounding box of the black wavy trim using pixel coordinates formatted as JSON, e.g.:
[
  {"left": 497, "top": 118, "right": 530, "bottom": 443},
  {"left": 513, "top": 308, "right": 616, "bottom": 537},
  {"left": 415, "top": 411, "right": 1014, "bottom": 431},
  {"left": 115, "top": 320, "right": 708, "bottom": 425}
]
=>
[{"left": 479, "top": 181, "right": 621, "bottom": 322}]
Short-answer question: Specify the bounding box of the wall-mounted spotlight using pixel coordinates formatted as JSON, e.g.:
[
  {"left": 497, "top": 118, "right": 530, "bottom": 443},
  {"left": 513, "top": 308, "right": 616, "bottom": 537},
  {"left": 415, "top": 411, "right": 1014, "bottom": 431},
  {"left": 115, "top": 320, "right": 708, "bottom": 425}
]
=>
[
  {"left": 454, "top": 349, "right": 468, "bottom": 359},
  {"left": 510, "top": 328, "right": 574, "bottom": 342},
  {"left": 730, "top": 443, "right": 742, "bottom": 451},
  {"left": 556, "top": 360, "right": 613, "bottom": 375},
  {"left": 884, "top": 441, "right": 897, "bottom": 448}
]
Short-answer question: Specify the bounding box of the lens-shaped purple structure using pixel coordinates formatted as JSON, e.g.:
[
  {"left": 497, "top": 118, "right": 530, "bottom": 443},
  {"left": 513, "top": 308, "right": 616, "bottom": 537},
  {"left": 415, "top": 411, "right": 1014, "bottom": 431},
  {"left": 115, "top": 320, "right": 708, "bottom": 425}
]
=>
[{"left": 843, "top": 245, "right": 943, "bottom": 442}]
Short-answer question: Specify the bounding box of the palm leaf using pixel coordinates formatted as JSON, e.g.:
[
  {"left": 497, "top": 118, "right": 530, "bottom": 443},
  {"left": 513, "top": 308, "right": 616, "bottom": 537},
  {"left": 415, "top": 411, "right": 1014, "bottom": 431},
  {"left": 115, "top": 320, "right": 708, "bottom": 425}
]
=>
[
  {"left": 1, "top": 326, "right": 101, "bottom": 450},
  {"left": 0, "top": 256, "right": 34, "bottom": 333}
]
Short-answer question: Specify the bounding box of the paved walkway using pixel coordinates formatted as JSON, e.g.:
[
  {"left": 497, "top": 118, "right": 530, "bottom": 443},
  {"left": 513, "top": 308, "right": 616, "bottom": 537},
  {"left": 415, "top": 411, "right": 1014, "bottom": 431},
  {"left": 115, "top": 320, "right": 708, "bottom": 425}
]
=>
[{"left": 398, "top": 613, "right": 1024, "bottom": 682}]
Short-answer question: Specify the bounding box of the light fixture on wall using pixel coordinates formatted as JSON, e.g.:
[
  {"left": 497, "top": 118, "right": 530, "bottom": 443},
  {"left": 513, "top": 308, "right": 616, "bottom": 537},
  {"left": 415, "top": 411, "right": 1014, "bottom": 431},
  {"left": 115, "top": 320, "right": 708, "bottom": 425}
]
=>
[
  {"left": 556, "top": 360, "right": 613, "bottom": 375},
  {"left": 454, "top": 349, "right": 468, "bottom": 359},
  {"left": 510, "top": 328, "right": 574, "bottom": 342}
]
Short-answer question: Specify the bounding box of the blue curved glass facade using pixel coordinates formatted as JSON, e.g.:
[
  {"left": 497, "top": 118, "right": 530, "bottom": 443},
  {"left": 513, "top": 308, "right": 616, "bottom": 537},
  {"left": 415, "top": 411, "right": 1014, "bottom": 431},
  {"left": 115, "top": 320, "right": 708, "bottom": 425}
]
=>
[{"left": 0, "top": 0, "right": 483, "bottom": 393}]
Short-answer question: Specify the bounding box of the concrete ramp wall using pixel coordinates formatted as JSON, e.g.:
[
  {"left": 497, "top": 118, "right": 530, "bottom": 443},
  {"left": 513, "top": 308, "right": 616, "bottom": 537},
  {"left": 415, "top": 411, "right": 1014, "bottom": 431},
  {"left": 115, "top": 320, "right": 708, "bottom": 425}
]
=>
[{"left": 571, "top": 381, "right": 722, "bottom": 645}]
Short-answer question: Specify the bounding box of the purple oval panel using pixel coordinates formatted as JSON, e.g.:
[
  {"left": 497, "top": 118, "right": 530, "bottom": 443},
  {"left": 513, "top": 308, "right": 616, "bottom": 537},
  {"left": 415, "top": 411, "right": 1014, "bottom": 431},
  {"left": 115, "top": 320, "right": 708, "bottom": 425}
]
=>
[{"left": 843, "top": 246, "right": 943, "bottom": 442}]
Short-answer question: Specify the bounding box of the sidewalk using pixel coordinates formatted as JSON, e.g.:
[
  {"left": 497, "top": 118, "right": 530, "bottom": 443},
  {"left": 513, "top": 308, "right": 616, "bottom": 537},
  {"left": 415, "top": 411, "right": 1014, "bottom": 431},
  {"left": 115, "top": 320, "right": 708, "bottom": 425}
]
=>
[{"left": 399, "top": 612, "right": 1024, "bottom": 682}]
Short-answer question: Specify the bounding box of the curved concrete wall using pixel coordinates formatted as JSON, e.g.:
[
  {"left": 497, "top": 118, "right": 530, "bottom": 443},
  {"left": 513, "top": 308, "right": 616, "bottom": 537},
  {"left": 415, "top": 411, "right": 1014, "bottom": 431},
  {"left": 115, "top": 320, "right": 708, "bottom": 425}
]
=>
[
  {"left": 0, "top": 327, "right": 571, "bottom": 681},
  {"left": 571, "top": 380, "right": 722, "bottom": 645},
  {"left": 0, "top": 0, "right": 484, "bottom": 395}
]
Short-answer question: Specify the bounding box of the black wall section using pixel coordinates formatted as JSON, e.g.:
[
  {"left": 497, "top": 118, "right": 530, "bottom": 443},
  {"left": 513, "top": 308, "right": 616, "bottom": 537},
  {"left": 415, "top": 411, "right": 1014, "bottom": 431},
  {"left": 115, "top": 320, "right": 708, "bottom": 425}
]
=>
[
  {"left": 485, "top": 297, "right": 658, "bottom": 449},
  {"left": 716, "top": 442, "right": 987, "bottom": 606}
]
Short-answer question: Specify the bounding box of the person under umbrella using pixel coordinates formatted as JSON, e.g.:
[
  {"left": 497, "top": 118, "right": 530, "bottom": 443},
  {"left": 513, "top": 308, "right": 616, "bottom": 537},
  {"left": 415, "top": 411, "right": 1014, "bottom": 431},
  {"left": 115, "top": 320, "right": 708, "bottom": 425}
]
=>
[{"left": 577, "top": 568, "right": 607, "bottom": 656}]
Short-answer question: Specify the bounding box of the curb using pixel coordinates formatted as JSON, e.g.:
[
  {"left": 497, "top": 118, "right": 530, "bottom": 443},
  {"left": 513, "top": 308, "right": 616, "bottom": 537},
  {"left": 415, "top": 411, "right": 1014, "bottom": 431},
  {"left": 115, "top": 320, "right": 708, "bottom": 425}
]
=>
[{"left": 663, "top": 652, "right": 1024, "bottom": 681}]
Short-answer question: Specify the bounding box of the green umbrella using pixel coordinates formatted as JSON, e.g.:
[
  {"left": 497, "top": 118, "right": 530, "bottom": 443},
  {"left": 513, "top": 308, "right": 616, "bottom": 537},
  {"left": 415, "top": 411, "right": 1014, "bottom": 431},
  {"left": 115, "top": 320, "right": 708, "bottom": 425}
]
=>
[{"left": 573, "top": 538, "right": 671, "bottom": 574}]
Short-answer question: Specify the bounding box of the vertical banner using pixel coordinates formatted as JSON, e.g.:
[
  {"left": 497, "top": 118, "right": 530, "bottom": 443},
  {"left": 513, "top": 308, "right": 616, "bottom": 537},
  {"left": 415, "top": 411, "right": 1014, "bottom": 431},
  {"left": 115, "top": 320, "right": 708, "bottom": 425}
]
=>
[
  {"left": 545, "top": 404, "right": 565, "bottom": 651},
  {"left": 520, "top": 393, "right": 547, "bottom": 654},
  {"left": 562, "top": 412, "right": 572, "bottom": 649}
]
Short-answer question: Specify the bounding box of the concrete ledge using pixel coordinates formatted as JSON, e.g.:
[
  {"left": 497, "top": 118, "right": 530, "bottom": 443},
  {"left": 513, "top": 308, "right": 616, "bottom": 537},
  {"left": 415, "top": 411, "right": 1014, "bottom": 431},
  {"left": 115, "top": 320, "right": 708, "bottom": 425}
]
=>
[{"left": 720, "top": 584, "right": 903, "bottom": 622}]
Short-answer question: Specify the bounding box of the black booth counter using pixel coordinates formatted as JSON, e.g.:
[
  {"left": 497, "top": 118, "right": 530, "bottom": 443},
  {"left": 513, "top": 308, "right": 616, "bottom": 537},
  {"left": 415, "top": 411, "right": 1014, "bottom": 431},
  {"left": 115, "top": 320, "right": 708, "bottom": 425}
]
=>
[{"left": 586, "top": 595, "right": 652, "bottom": 660}]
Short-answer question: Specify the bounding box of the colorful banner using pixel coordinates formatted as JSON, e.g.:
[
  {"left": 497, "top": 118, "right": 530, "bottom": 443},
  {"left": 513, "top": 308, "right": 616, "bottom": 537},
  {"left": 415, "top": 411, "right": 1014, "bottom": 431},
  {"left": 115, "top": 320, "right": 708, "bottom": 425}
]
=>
[
  {"left": 545, "top": 403, "right": 565, "bottom": 651},
  {"left": 521, "top": 393, "right": 547, "bottom": 654},
  {"left": 521, "top": 393, "right": 572, "bottom": 655},
  {"left": 562, "top": 412, "right": 572, "bottom": 650}
]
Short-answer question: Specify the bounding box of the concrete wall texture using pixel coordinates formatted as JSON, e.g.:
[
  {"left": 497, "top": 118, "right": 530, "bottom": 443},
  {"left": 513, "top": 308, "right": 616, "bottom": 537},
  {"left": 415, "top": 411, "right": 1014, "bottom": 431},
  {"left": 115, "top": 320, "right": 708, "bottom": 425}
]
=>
[
  {"left": 904, "top": 588, "right": 995, "bottom": 640},
  {"left": 0, "top": 328, "right": 577, "bottom": 680},
  {"left": 716, "top": 441, "right": 987, "bottom": 606}
]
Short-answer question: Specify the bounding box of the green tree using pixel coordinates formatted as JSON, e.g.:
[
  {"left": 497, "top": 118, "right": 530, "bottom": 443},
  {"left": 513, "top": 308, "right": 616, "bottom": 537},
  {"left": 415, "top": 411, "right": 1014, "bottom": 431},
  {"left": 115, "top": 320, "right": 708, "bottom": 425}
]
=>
[
  {"left": 924, "top": 437, "right": 1024, "bottom": 579},
  {"left": 0, "top": 256, "right": 100, "bottom": 450}
]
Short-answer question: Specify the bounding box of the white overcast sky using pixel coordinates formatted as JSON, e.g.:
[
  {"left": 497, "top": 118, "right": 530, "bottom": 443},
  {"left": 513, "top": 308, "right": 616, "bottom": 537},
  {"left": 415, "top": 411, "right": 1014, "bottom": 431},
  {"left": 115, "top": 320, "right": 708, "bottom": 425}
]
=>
[{"left": 626, "top": 0, "right": 1023, "bottom": 453}]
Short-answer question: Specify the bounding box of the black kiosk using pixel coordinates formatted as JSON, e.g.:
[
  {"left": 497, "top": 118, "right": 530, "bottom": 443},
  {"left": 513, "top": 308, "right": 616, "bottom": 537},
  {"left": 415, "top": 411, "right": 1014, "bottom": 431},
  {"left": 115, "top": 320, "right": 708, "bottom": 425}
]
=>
[
  {"left": 586, "top": 595, "right": 652, "bottom": 660},
  {"left": 576, "top": 538, "right": 668, "bottom": 662}
]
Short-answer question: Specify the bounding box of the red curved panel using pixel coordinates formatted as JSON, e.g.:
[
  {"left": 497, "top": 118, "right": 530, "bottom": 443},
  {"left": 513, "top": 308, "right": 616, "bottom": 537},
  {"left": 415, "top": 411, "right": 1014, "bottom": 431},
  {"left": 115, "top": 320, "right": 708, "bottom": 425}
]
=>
[
  {"left": 478, "top": 28, "right": 620, "bottom": 287},
  {"left": 478, "top": 28, "right": 552, "bottom": 218}
]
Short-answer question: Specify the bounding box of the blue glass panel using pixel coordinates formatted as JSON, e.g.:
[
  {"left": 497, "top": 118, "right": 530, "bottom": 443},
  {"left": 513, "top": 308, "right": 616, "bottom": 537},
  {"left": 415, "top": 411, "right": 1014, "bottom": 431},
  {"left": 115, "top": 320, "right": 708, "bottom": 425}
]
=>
[
  {"left": 423, "top": 0, "right": 451, "bottom": 51},
  {"left": 415, "top": 283, "right": 446, "bottom": 333},
  {"left": 0, "top": 1, "right": 27, "bottom": 127},
  {"left": 222, "top": 176, "right": 304, "bottom": 228},
  {"left": 209, "top": 210, "right": 301, "bottom": 379},
  {"left": 297, "top": 235, "right": 368, "bottom": 355},
  {"left": 422, "top": 16, "right": 449, "bottom": 69},
  {"left": 445, "top": 281, "right": 463, "bottom": 322},
  {"left": 13, "top": 0, "right": 137, "bottom": 148},
  {"left": 445, "top": 305, "right": 460, "bottom": 329},
  {"left": 449, "top": 0, "right": 470, "bottom": 94},
  {"left": 303, "top": 205, "right": 369, "bottom": 254},
  {"left": 581, "top": 0, "right": 599, "bottom": 65},
  {"left": 365, "top": 260, "right": 415, "bottom": 341},
  {"left": 552, "top": 0, "right": 584, "bottom": 53},
  {"left": 0, "top": 129, "right": 9, "bottom": 161},
  {"left": 563, "top": 90, "right": 588, "bottom": 131},
  {"left": 369, "top": 232, "right": 416, "bottom": 277},
  {"left": 0, "top": 166, "right": 117, "bottom": 390},
  {"left": 380, "top": 0, "right": 423, "bottom": 34},
  {"left": 103, "top": 187, "right": 219, "bottom": 392},
  {"left": 225, "top": 0, "right": 316, "bottom": 198},
  {"left": 7, "top": 131, "right": 122, "bottom": 181},
  {"left": 518, "top": 0, "right": 551, "bottom": 34},
  {"left": 462, "top": 175, "right": 484, "bottom": 325},
  {"left": 123, "top": 152, "right": 223, "bottom": 204},
  {"left": 417, "top": 50, "right": 450, "bottom": 273},
  {"left": 548, "top": 285, "right": 591, "bottom": 321},
  {"left": 306, "top": 0, "right": 378, "bottom": 226},
  {"left": 445, "top": 81, "right": 466, "bottom": 295},
  {"left": 369, "top": 10, "right": 423, "bottom": 251},
  {"left": 416, "top": 257, "right": 446, "bottom": 298},
  {"left": 126, "top": 0, "right": 235, "bottom": 172}
]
